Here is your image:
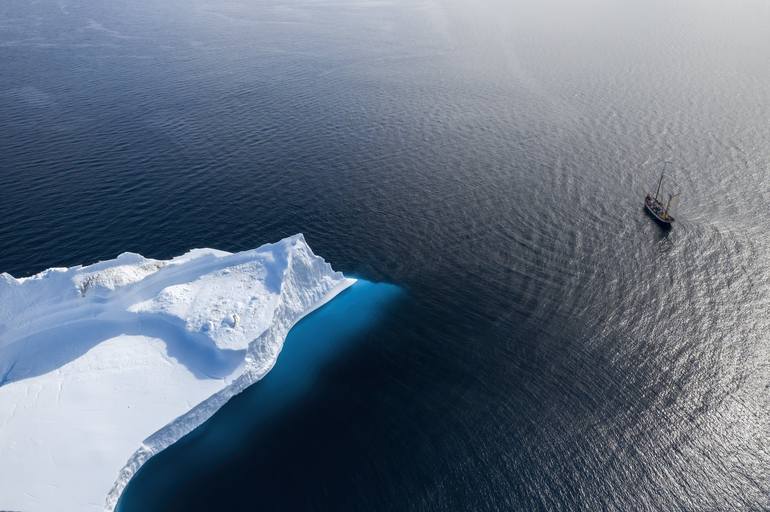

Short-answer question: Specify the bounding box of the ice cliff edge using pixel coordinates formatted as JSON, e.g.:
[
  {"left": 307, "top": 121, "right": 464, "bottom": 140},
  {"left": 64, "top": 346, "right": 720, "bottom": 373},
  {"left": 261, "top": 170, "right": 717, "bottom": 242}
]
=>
[{"left": 0, "top": 234, "right": 355, "bottom": 512}]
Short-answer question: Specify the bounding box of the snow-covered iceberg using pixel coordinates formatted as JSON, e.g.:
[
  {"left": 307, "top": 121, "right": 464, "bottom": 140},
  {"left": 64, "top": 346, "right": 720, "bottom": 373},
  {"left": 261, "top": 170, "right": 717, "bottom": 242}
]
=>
[{"left": 0, "top": 234, "right": 355, "bottom": 512}]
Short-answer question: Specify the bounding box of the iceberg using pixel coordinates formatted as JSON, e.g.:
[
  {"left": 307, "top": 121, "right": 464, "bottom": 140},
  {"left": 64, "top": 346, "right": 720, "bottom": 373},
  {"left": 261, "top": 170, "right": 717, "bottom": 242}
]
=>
[{"left": 0, "top": 234, "right": 355, "bottom": 512}]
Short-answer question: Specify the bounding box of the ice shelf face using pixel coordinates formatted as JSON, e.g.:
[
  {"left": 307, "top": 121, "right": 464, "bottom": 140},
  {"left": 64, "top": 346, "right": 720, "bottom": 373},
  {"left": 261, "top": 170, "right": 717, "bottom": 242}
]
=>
[{"left": 0, "top": 234, "right": 355, "bottom": 512}]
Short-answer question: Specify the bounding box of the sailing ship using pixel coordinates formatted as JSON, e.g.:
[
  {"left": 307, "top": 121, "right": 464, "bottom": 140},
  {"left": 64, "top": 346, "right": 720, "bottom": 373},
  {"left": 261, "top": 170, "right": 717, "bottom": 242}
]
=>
[{"left": 644, "top": 167, "right": 679, "bottom": 226}]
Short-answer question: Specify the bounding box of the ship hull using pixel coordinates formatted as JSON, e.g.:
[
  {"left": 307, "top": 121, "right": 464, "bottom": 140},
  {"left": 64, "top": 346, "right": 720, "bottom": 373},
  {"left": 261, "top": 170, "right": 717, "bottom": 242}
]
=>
[{"left": 644, "top": 196, "right": 674, "bottom": 227}]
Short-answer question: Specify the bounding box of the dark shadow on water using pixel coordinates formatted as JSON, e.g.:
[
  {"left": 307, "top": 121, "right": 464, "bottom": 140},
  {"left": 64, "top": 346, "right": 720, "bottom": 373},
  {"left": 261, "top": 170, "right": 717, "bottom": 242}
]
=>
[
  {"left": 116, "top": 279, "right": 401, "bottom": 512},
  {"left": 643, "top": 207, "right": 674, "bottom": 234}
]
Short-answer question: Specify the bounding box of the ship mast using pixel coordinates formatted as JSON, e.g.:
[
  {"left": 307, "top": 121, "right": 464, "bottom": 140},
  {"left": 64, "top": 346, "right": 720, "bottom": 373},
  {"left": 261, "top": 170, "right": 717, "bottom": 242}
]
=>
[{"left": 654, "top": 170, "right": 664, "bottom": 201}]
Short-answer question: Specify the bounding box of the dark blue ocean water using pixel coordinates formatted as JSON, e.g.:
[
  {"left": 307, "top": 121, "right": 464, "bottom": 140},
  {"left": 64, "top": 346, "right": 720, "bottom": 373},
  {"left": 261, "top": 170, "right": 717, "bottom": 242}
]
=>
[{"left": 1, "top": 0, "right": 769, "bottom": 510}]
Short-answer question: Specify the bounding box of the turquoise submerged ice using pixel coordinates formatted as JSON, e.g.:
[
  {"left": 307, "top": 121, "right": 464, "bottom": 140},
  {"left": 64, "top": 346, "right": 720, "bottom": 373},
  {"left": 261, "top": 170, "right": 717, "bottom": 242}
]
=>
[
  {"left": 0, "top": 234, "right": 355, "bottom": 512},
  {"left": 116, "top": 278, "right": 401, "bottom": 511}
]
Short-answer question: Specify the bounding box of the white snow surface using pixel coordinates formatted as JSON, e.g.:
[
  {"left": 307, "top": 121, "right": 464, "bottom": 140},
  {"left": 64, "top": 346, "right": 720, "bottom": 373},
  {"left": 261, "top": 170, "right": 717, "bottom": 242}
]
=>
[{"left": 0, "top": 234, "right": 355, "bottom": 512}]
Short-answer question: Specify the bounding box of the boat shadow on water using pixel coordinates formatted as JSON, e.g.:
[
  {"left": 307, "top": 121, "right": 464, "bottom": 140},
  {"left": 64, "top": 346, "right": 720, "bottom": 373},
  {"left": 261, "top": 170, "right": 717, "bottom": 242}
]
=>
[{"left": 642, "top": 207, "right": 677, "bottom": 252}]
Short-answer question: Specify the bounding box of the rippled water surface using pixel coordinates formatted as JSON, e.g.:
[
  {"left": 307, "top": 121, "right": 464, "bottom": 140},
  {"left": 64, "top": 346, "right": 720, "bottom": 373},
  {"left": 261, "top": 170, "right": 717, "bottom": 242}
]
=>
[{"left": 1, "top": 0, "right": 769, "bottom": 510}]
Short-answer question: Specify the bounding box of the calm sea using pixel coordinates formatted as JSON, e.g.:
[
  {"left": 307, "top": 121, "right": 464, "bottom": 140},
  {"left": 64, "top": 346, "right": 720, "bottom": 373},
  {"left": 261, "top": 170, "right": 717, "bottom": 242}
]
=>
[{"left": 1, "top": 0, "right": 768, "bottom": 509}]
